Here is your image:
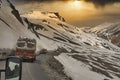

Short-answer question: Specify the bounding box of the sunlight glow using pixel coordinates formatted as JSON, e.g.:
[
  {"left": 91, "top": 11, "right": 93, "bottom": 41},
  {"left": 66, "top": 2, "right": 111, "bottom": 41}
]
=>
[
  {"left": 73, "top": 0, "right": 80, "bottom": 7},
  {"left": 68, "top": 0, "right": 84, "bottom": 10}
]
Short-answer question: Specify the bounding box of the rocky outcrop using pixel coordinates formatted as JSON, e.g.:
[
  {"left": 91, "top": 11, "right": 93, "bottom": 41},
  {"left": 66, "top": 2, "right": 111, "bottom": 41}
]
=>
[
  {"left": 7, "top": 0, "right": 23, "bottom": 24},
  {"left": 41, "top": 11, "right": 65, "bottom": 22},
  {"left": 54, "top": 12, "right": 65, "bottom": 22}
]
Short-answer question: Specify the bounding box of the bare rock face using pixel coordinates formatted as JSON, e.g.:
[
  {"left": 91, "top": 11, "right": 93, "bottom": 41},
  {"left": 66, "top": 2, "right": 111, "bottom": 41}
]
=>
[
  {"left": 41, "top": 11, "right": 65, "bottom": 22},
  {"left": 7, "top": 0, "right": 23, "bottom": 24},
  {"left": 110, "top": 33, "right": 120, "bottom": 47},
  {"left": 54, "top": 12, "right": 65, "bottom": 22}
]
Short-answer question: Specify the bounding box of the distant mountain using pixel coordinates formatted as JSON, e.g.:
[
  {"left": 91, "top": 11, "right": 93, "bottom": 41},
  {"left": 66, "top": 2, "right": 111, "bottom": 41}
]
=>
[{"left": 88, "top": 22, "right": 120, "bottom": 47}]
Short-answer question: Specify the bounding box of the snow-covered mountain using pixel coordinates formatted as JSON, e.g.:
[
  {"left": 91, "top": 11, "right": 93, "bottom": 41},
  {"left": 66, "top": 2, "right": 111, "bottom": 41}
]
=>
[
  {"left": 88, "top": 22, "right": 120, "bottom": 47},
  {"left": 0, "top": 0, "right": 120, "bottom": 80}
]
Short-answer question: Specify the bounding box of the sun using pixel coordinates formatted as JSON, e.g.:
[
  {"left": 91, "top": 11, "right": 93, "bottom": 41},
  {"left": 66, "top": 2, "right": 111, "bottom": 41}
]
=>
[
  {"left": 71, "top": 0, "right": 83, "bottom": 9},
  {"left": 73, "top": 0, "right": 81, "bottom": 7},
  {"left": 67, "top": 0, "right": 84, "bottom": 10}
]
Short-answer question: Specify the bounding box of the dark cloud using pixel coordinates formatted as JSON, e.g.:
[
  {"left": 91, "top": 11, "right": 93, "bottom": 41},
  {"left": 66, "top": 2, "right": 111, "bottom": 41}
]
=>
[
  {"left": 84, "top": 0, "right": 120, "bottom": 8},
  {"left": 10, "top": 0, "right": 120, "bottom": 8},
  {"left": 11, "top": 0, "right": 120, "bottom": 3}
]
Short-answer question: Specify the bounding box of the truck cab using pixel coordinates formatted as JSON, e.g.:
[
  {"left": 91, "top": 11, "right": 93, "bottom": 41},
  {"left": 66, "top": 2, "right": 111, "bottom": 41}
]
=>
[{"left": 16, "top": 37, "right": 36, "bottom": 62}]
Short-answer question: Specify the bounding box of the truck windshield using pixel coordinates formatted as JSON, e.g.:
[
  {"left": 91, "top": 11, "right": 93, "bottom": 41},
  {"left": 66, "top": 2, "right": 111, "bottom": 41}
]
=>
[
  {"left": 17, "top": 42, "right": 25, "bottom": 47},
  {"left": 27, "top": 43, "right": 35, "bottom": 48}
]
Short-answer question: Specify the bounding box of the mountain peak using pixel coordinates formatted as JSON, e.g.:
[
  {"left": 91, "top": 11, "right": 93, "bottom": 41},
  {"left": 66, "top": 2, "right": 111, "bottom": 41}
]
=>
[{"left": 21, "top": 11, "right": 65, "bottom": 22}]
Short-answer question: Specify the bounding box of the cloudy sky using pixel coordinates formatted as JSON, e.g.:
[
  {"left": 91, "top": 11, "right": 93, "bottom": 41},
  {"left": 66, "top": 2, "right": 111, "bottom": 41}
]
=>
[{"left": 10, "top": 0, "right": 120, "bottom": 27}]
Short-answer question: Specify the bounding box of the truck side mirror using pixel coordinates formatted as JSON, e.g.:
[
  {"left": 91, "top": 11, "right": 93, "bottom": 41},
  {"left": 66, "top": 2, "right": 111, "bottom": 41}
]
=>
[{"left": 5, "top": 57, "right": 22, "bottom": 80}]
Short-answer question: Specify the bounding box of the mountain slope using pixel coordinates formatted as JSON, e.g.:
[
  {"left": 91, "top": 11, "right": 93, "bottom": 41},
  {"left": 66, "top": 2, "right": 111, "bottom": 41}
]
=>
[
  {"left": 88, "top": 22, "right": 120, "bottom": 47},
  {"left": 22, "top": 11, "right": 120, "bottom": 52},
  {"left": 0, "top": 0, "right": 37, "bottom": 49},
  {"left": 22, "top": 11, "right": 120, "bottom": 80}
]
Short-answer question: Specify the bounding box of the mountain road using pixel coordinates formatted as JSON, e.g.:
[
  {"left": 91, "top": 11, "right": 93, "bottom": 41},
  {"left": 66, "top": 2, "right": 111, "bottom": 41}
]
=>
[{"left": 0, "top": 58, "right": 49, "bottom": 80}]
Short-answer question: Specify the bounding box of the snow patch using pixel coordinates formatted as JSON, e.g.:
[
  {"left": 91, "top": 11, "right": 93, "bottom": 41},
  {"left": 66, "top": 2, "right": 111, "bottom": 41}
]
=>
[
  {"left": 55, "top": 53, "right": 106, "bottom": 80},
  {"left": 55, "top": 53, "right": 120, "bottom": 80}
]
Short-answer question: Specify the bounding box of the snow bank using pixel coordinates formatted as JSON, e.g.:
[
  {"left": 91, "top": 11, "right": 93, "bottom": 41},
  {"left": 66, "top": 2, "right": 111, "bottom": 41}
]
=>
[
  {"left": 55, "top": 53, "right": 120, "bottom": 80},
  {"left": 55, "top": 53, "right": 105, "bottom": 80}
]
